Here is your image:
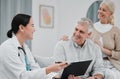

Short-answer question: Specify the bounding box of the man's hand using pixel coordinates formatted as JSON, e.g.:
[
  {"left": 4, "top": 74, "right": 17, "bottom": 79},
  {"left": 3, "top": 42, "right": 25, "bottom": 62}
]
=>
[
  {"left": 68, "top": 75, "right": 82, "bottom": 79},
  {"left": 94, "top": 74, "right": 104, "bottom": 79},
  {"left": 87, "top": 74, "right": 103, "bottom": 79},
  {"left": 87, "top": 76, "right": 102, "bottom": 79},
  {"left": 87, "top": 77, "right": 95, "bottom": 79}
]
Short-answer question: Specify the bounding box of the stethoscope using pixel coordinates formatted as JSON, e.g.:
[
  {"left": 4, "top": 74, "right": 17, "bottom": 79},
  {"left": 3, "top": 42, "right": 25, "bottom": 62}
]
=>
[
  {"left": 18, "top": 47, "right": 26, "bottom": 56},
  {"left": 18, "top": 47, "right": 31, "bottom": 71}
]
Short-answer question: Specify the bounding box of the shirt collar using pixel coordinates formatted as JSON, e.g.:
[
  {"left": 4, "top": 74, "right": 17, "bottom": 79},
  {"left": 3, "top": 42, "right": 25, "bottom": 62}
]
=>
[{"left": 71, "top": 38, "right": 88, "bottom": 48}]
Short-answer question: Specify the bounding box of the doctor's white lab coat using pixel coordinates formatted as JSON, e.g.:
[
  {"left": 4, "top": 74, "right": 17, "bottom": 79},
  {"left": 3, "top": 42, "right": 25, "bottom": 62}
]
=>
[{"left": 0, "top": 36, "right": 50, "bottom": 79}]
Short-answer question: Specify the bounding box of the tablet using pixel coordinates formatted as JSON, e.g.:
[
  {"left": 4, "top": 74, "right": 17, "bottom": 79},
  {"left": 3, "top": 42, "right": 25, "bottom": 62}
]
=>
[{"left": 61, "top": 60, "right": 92, "bottom": 79}]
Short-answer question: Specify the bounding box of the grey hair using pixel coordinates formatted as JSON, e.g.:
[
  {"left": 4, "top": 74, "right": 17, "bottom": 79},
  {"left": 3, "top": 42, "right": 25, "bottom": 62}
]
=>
[
  {"left": 100, "top": 0, "right": 115, "bottom": 13},
  {"left": 77, "top": 17, "right": 93, "bottom": 32}
]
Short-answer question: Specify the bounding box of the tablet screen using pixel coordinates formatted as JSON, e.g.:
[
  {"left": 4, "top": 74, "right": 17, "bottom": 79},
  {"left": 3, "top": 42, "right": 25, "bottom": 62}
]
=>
[{"left": 61, "top": 60, "right": 92, "bottom": 79}]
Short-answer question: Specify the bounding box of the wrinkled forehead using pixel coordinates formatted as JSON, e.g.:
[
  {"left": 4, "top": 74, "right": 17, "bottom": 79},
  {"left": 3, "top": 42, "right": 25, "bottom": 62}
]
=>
[{"left": 75, "top": 24, "right": 88, "bottom": 31}]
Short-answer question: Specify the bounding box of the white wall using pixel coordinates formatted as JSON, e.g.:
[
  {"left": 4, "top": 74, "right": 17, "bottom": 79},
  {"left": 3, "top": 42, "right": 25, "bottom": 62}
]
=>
[
  {"left": 57, "top": 0, "right": 96, "bottom": 38},
  {"left": 57, "top": 0, "right": 120, "bottom": 38},
  {"left": 32, "top": 0, "right": 58, "bottom": 57},
  {"left": 112, "top": 0, "right": 120, "bottom": 27},
  {"left": 32, "top": 0, "right": 120, "bottom": 57}
]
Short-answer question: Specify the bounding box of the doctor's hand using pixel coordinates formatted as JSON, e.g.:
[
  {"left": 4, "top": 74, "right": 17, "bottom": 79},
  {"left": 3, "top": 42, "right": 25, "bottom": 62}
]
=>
[
  {"left": 68, "top": 75, "right": 82, "bottom": 79},
  {"left": 46, "top": 62, "right": 68, "bottom": 74}
]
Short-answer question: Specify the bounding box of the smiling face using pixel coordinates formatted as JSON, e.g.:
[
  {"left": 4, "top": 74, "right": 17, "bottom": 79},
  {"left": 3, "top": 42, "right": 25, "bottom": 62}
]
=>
[
  {"left": 21, "top": 18, "right": 35, "bottom": 40},
  {"left": 98, "top": 3, "right": 112, "bottom": 24},
  {"left": 72, "top": 23, "right": 89, "bottom": 46}
]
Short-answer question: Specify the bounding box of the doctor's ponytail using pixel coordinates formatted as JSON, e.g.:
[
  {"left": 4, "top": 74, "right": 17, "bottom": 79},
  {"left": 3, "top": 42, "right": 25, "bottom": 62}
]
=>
[{"left": 7, "top": 29, "right": 13, "bottom": 38}]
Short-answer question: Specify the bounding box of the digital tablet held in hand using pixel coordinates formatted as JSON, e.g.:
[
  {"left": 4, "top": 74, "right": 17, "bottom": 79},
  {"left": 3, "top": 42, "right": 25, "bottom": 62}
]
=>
[{"left": 61, "top": 60, "right": 92, "bottom": 79}]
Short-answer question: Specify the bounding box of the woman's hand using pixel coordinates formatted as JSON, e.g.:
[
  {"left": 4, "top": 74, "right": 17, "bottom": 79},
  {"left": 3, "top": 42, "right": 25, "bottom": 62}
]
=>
[
  {"left": 101, "top": 47, "right": 112, "bottom": 56},
  {"left": 46, "top": 62, "right": 68, "bottom": 74},
  {"left": 60, "top": 35, "right": 69, "bottom": 41}
]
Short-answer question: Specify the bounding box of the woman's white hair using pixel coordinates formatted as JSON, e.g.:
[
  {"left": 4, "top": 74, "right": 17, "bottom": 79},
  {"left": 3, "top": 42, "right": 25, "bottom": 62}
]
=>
[{"left": 101, "top": 0, "right": 115, "bottom": 13}]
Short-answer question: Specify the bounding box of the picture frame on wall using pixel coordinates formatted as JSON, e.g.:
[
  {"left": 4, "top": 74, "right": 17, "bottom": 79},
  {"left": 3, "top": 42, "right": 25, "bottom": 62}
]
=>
[{"left": 39, "top": 5, "right": 54, "bottom": 28}]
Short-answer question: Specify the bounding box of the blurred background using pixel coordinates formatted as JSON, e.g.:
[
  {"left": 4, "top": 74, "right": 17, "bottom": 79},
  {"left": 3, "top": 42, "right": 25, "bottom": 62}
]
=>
[{"left": 0, "top": 0, "right": 120, "bottom": 57}]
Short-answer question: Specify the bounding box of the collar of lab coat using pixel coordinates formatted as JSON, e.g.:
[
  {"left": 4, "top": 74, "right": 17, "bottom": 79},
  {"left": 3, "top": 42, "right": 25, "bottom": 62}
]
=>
[{"left": 11, "top": 35, "right": 26, "bottom": 49}]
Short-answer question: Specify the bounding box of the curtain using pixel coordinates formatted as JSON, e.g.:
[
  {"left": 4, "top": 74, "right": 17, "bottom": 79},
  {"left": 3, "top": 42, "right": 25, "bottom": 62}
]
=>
[
  {"left": 0, "top": 0, "right": 32, "bottom": 49},
  {"left": 86, "top": 0, "right": 102, "bottom": 23}
]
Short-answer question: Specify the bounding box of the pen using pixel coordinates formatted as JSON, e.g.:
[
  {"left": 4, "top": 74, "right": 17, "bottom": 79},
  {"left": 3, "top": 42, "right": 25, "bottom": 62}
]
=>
[
  {"left": 55, "top": 62, "right": 62, "bottom": 64},
  {"left": 55, "top": 61, "right": 68, "bottom": 64}
]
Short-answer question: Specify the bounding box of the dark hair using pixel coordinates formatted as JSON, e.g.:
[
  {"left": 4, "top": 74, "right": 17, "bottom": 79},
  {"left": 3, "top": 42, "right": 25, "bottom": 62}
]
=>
[{"left": 7, "top": 14, "right": 31, "bottom": 38}]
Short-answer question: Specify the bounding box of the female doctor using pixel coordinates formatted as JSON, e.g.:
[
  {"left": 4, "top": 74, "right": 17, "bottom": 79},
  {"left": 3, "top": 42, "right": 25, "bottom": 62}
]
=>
[{"left": 0, "top": 14, "right": 67, "bottom": 79}]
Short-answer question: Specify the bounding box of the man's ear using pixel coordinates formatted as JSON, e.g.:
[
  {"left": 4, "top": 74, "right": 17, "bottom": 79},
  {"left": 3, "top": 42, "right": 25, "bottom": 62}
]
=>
[
  {"left": 87, "top": 32, "right": 92, "bottom": 38},
  {"left": 88, "top": 32, "right": 92, "bottom": 36}
]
